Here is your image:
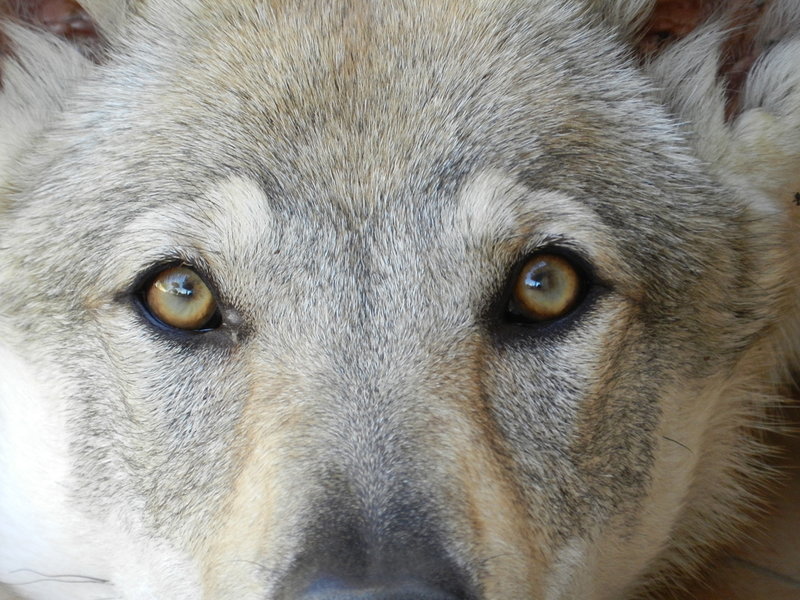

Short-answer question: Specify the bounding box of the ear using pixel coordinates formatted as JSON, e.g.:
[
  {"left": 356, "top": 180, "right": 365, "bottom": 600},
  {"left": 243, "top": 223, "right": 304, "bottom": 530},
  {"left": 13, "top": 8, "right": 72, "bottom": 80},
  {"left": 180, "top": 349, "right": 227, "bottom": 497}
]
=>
[
  {"left": 589, "top": 1, "right": 800, "bottom": 370},
  {"left": 0, "top": 20, "right": 91, "bottom": 195},
  {"left": 0, "top": 0, "right": 141, "bottom": 196},
  {"left": 643, "top": 2, "right": 800, "bottom": 214},
  {"left": 638, "top": 3, "right": 800, "bottom": 368},
  {"left": 75, "top": 0, "right": 139, "bottom": 42},
  {"left": 595, "top": 1, "right": 800, "bottom": 217}
]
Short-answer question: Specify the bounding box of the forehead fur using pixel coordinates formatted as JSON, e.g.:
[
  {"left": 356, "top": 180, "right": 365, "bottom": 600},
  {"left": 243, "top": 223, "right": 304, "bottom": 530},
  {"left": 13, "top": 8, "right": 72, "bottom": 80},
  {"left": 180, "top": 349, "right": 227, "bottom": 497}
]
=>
[
  {"left": 55, "top": 0, "right": 657, "bottom": 211},
  {"left": 5, "top": 0, "right": 742, "bottom": 323}
]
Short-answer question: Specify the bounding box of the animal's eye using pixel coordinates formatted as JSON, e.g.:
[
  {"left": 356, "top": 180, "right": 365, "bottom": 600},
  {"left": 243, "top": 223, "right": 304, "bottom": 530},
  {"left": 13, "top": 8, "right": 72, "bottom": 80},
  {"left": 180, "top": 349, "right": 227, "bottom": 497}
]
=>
[
  {"left": 143, "top": 266, "right": 221, "bottom": 331},
  {"left": 507, "top": 253, "right": 584, "bottom": 323}
]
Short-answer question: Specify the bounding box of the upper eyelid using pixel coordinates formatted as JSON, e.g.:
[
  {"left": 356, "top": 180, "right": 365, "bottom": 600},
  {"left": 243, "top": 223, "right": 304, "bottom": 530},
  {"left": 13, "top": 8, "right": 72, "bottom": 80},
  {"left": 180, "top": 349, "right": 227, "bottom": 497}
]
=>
[
  {"left": 122, "top": 256, "right": 221, "bottom": 301},
  {"left": 511, "top": 241, "right": 608, "bottom": 290}
]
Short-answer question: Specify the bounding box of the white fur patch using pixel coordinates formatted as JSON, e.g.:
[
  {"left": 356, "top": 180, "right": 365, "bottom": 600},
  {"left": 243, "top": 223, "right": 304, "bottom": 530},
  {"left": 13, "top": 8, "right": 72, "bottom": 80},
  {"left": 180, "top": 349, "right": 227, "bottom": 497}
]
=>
[
  {"left": 454, "top": 171, "right": 638, "bottom": 295},
  {"left": 0, "top": 338, "right": 203, "bottom": 600},
  {"left": 114, "top": 175, "right": 275, "bottom": 284},
  {"left": 0, "top": 339, "right": 112, "bottom": 600}
]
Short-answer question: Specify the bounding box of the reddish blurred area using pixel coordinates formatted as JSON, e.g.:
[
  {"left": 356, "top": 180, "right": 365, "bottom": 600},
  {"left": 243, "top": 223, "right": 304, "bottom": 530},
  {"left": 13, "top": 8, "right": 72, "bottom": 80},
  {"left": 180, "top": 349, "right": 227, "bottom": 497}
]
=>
[
  {"left": 0, "top": 0, "right": 95, "bottom": 54},
  {"left": 637, "top": 0, "right": 713, "bottom": 53},
  {"left": 637, "top": 0, "right": 769, "bottom": 118}
]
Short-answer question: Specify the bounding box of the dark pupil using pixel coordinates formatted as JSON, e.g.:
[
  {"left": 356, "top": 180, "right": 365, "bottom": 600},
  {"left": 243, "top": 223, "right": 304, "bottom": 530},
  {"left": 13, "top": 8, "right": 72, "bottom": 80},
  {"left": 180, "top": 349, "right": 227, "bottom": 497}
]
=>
[
  {"left": 524, "top": 262, "right": 551, "bottom": 291},
  {"left": 167, "top": 274, "right": 195, "bottom": 298}
]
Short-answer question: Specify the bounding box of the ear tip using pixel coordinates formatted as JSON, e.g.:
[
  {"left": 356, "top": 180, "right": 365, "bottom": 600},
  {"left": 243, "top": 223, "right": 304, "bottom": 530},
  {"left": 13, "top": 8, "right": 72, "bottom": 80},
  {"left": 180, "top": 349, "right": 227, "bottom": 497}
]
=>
[
  {"left": 586, "top": 0, "right": 659, "bottom": 39},
  {"left": 0, "top": 0, "right": 131, "bottom": 44},
  {"left": 0, "top": 1, "right": 102, "bottom": 51},
  {"left": 39, "top": 0, "right": 98, "bottom": 40},
  {"left": 78, "top": 0, "right": 132, "bottom": 38}
]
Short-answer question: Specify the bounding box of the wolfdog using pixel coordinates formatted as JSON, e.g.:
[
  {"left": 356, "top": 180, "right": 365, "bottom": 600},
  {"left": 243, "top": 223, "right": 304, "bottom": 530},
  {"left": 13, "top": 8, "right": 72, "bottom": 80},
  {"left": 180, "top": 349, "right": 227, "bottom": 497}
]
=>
[{"left": 1, "top": 0, "right": 799, "bottom": 598}]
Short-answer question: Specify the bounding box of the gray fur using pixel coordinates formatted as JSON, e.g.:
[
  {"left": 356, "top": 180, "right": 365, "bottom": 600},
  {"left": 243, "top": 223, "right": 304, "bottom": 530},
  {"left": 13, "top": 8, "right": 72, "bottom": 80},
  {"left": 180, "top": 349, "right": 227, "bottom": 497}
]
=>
[{"left": 1, "top": 1, "right": 799, "bottom": 599}]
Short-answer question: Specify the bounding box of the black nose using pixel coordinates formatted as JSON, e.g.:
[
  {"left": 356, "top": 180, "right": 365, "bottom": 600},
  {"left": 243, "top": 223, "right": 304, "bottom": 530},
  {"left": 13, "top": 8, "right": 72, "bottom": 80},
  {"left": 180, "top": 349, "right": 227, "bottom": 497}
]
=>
[
  {"left": 275, "top": 495, "right": 476, "bottom": 600},
  {"left": 299, "top": 577, "right": 463, "bottom": 600}
]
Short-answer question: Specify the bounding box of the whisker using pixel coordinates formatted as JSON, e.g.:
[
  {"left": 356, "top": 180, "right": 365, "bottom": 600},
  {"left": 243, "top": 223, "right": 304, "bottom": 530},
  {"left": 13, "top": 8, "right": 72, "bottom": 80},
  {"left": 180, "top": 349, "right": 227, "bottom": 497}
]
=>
[
  {"left": 662, "top": 435, "right": 694, "bottom": 454},
  {"left": 8, "top": 569, "right": 110, "bottom": 586},
  {"left": 474, "top": 552, "right": 516, "bottom": 571}
]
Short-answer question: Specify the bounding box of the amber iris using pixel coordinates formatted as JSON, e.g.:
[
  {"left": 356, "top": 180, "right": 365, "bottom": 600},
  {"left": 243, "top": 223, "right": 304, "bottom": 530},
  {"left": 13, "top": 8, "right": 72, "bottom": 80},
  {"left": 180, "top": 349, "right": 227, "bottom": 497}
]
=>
[
  {"left": 511, "top": 254, "right": 582, "bottom": 322},
  {"left": 145, "top": 266, "right": 218, "bottom": 330}
]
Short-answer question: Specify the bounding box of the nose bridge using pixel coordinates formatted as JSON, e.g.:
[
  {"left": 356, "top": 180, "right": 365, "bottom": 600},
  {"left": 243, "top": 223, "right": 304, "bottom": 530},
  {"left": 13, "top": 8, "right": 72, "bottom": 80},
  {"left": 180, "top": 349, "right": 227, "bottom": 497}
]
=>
[
  {"left": 320, "top": 359, "right": 434, "bottom": 528},
  {"left": 318, "top": 241, "right": 480, "bottom": 495},
  {"left": 268, "top": 227, "right": 485, "bottom": 597},
  {"left": 321, "top": 316, "right": 467, "bottom": 497},
  {"left": 281, "top": 331, "right": 479, "bottom": 599}
]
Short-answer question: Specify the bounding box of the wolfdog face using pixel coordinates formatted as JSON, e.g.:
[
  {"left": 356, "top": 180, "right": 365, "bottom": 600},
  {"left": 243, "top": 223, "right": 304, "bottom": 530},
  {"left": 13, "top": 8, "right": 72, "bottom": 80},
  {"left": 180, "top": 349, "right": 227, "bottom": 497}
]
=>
[{"left": 1, "top": 1, "right": 799, "bottom": 599}]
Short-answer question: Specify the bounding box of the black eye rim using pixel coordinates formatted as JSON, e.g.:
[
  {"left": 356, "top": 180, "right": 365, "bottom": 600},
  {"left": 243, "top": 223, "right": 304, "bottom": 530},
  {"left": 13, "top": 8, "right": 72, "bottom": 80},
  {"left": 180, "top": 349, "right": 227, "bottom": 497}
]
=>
[
  {"left": 131, "top": 260, "right": 224, "bottom": 334},
  {"left": 492, "top": 246, "right": 606, "bottom": 336}
]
